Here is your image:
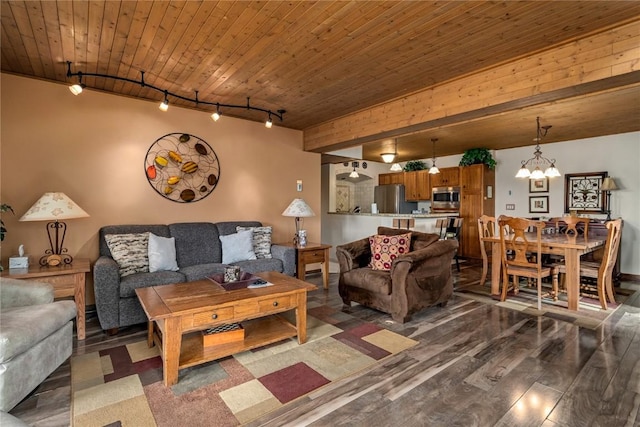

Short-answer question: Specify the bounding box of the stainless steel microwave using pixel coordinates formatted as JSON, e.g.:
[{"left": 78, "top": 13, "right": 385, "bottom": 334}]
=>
[{"left": 432, "top": 186, "right": 460, "bottom": 212}]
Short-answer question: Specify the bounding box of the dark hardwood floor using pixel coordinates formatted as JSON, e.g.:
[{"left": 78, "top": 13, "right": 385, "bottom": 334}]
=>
[{"left": 10, "top": 261, "right": 640, "bottom": 426}]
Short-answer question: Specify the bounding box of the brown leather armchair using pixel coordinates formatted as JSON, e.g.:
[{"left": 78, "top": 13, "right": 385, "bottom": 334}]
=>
[{"left": 336, "top": 226, "right": 458, "bottom": 323}]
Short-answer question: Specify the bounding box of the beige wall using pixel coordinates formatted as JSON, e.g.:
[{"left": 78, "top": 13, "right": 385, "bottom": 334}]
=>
[{"left": 1, "top": 73, "right": 320, "bottom": 302}]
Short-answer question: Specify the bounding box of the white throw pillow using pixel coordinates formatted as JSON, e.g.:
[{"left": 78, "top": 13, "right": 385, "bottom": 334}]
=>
[
  {"left": 220, "top": 229, "right": 257, "bottom": 264},
  {"left": 148, "top": 233, "right": 179, "bottom": 272}
]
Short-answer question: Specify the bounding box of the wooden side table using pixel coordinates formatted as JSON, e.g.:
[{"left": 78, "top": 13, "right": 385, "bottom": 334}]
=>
[
  {"left": 2, "top": 259, "right": 90, "bottom": 340},
  {"left": 277, "top": 242, "right": 332, "bottom": 290}
]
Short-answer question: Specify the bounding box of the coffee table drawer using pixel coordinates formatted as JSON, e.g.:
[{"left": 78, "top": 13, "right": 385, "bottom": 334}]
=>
[
  {"left": 193, "top": 307, "right": 234, "bottom": 326},
  {"left": 258, "top": 295, "right": 295, "bottom": 313}
]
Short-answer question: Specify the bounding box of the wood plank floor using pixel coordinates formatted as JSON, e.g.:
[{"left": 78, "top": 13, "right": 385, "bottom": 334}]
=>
[{"left": 10, "top": 261, "right": 640, "bottom": 426}]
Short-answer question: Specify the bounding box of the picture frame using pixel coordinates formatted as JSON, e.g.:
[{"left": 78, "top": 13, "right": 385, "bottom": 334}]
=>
[
  {"left": 529, "top": 177, "right": 549, "bottom": 193},
  {"left": 529, "top": 196, "right": 549, "bottom": 213},
  {"left": 564, "top": 172, "right": 607, "bottom": 214}
]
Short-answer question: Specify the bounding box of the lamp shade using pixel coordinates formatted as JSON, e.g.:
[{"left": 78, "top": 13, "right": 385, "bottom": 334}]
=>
[
  {"left": 282, "top": 198, "right": 315, "bottom": 218},
  {"left": 381, "top": 153, "right": 396, "bottom": 163},
  {"left": 600, "top": 177, "right": 618, "bottom": 191},
  {"left": 20, "top": 192, "right": 89, "bottom": 222}
]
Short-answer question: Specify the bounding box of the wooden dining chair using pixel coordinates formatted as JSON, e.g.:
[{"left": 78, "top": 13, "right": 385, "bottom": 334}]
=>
[
  {"left": 551, "top": 216, "right": 590, "bottom": 236},
  {"left": 555, "top": 218, "right": 622, "bottom": 309},
  {"left": 498, "top": 216, "right": 558, "bottom": 310},
  {"left": 477, "top": 215, "right": 497, "bottom": 286}
]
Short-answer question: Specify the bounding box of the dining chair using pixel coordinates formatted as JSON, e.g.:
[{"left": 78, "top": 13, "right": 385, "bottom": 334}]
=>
[
  {"left": 477, "top": 215, "right": 497, "bottom": 286},
  {"left": 551, "top": 216, "right": 590, "bottom": 236},
  {"left": 555, "top": 218, "right": 622, "bottom": 309},
  {"left": 498, "top": 215, "right": 559, "bottom": 310},
  {"left": 436, "top": 217, "right": 463, "bottom": 271}
]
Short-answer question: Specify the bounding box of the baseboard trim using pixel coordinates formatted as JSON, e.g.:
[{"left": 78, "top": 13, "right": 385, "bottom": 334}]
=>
[{"left": 621, "top": 273, "right": 640, "bottom": 283}]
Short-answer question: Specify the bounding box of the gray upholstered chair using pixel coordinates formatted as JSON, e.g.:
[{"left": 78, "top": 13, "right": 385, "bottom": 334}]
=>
[{"left": 0, "top": 278, "right": 76, "bottom": 412}]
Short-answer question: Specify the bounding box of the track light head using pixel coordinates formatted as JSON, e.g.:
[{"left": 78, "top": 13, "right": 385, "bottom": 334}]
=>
[
  {"left": 69, "top": 83, "right": 85, "bottom": 95},
  {"left": 159, "top": 91, "right": 169, "bottom": 111},
  {"left": 265, "top": 113, "right": 273, "bottom": 128},
  {"left": 211, "top": 104, "right": 221, "bottom": 122}
]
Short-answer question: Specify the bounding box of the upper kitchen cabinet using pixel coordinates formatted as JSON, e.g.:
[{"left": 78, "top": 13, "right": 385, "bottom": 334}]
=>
[
  {"left": 459, "top": 164, "right": 495, "bottom": 259},
  {"left": 378, "top": 172, "right": 404, "bottom": 185},
  {"left": 404, "top": 170, "right": 431, "bottom": 201},
  {"left": 429, "top": 167, "right": 460, "bottom": 187}
]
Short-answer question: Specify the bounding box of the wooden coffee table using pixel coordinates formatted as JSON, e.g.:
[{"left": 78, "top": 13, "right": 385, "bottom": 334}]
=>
[{"left": 135, "top": 271, "right": 316, "bottom": 386}]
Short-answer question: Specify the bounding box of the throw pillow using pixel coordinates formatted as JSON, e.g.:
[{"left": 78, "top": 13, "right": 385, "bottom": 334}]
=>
[
  {"left": 236, "top": 226, "right": 273, "bottom": 259},
  {"left": 220, "top": 229, "right": 257, "bottom": 264},
  {"left": 104, "top": 233, "right": 150, "bottom": 277},
  {"left": 148, "top": 233, "right": 179, "bottom": 272},
  {"left": 369, "top": 232, "right": 412, "bottom": 271}
]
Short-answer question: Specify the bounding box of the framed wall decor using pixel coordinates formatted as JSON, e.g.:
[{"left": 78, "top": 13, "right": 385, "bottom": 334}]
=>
[
  {"left": 564, "top": 172, "right": 606, "bottom": 213},
  {"left": 529, "top": 196, "right": 549, "bottom": 213},
  {"left": 529, "top": 177, "right": 549, "bottom": 193}
]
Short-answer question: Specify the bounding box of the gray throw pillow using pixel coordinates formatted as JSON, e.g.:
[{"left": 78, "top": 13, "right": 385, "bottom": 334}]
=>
[
  {"left": 236, "top": 226, "right": 273, "bottom": 259},
  {"left": 220, "top": 229, "right": 257, "bottom": 264},
  {"left": 104, "top": 233, "right": 149, "bottom": 277}
]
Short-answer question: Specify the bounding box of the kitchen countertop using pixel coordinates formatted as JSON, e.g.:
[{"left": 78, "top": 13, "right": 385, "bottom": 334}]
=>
[{"left": 328, "top": 212, "right": 457, "bottom": 218}]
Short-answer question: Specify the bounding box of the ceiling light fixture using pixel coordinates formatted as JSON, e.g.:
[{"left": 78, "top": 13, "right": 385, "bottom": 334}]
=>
[
  {"left": 515, "top": 116, "right": 560, "bottom": 179},
  {"left": 159, "top": 90, "right": 169, "bottom": 111},
  {"left": 429, "top": 138, "right": 440, "bottom": 174},
  {"left": 66, "top": 62, "right": 285, "bottom": 127},
  {"left": 380, "top": 138, "right": 398, "bottom": 163},
  {"left": 349, "top": 161, "right": 360, "bottom": 178}
]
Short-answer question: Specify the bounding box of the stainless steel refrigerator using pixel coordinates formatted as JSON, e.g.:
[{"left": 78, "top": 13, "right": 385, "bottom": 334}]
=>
[{"left": 373, "top": 184, "right": 418, "bottom": 214}]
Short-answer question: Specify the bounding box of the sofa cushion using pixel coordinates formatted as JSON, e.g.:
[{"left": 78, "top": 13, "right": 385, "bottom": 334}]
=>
[
  {"left": 179, "top": 263, "right": 227, "bottom": 282},
  {"left": 148, "top": 233, "right": 179, "bottom": 272},
  {"left": 369, "top": 233, "right": 411, "bottom": 271},
  {"left": 119, "top": 270, "right": 186, "bottom": 298},
  {"left": 104, "top": 233, "right": 150, "bottom": 277},
  {"left": 0, "top": 301, "right": 76, "bottom": 362},
  {"left": 216, "top": 221, "right": 262, "bottom": 236},
  {"left": 220, "top": 230, "right": 257, "bottom": 263},
  {"left": 99, "top": 225, "right": 170, "bottom": 258},
  {"left": 236, "top": 226, "right": 273, "bottom": 259},
  {"left": 169, "top": 222, "right": 221, "bottom": 267},
  {"left": 231, "top": 258, "right": 284, "bottom": 274},
  {"left": 342, "top": 268, "right": 392, "bottom": 295}
]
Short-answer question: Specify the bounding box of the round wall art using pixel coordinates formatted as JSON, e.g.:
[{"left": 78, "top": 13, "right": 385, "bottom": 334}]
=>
[{"left": 144, "top": 133, "right": 220, "bottom": 203}]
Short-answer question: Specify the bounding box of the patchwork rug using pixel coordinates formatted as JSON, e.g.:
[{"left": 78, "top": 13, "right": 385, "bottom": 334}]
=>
[
  {"left": 71, "top": 306, "right": 417, "bottom": 426},
  {"left": 455, "top": 281, "right": 630, "bottom": 329}
]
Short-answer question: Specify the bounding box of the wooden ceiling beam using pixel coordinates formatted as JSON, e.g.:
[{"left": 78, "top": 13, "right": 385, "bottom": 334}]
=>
[{"left": 303, "top": 20, "right": 640, "bottom": 154}]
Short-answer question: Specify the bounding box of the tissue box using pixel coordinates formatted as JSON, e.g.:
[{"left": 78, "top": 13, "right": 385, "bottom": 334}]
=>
[{"left": 9, "top": 256, "right": 29, "bottom": 270}]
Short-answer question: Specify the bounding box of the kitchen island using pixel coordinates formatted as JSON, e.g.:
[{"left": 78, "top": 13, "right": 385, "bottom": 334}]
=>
[{"left": 322, "top": 212, "right": 459, "bottom": 271}]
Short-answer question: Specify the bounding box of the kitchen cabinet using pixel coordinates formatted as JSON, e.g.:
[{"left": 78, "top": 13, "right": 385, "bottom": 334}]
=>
[
  {"left": 378, "top": 172, "right": 404, "bottom": 185},
  {"left": 459, "top": 164, "right": 495, "bottom": 259},
  {"left": 404, "top": 170, "right": 431, "bottom": 201},
  {"left": 429, "top": 166, "right": 459, "bottom": 188}
]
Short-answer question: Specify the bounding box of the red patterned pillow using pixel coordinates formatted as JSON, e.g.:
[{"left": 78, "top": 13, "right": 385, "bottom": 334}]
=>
[{"left": 369, "top": 233, "right": 412, "bottom": 271}]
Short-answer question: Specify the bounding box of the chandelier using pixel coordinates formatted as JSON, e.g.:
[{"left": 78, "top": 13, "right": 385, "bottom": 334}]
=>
[{"left": 515, "top": 117, "right": 560, "bottom": 179}]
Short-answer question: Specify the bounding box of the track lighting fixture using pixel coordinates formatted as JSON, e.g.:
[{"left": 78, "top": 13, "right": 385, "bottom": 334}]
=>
[
  {"left": 66, "top": 62, "right": 285, "bottom": 127},
  {"left": 159, "top": 91, "right": 169, "bottom": 111},
  {"left": 429, "top": 138, "right": 440, "bottom": 174},
  {"left": 211, "top": 104, "right": 221, "bottom": 122}
]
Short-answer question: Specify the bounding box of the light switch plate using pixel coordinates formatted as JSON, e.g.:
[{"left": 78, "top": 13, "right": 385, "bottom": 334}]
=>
[
  {"left": 506, "top": 204, "right": 515, "bottom": 210},
  {"left": 296, "top": 180, "right": 303, "bottom": 192}
]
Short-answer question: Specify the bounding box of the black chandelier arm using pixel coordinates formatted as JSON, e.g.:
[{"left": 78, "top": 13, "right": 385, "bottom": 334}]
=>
[{"left": 66, "top": 62, "right": 285, "bottom": 122}]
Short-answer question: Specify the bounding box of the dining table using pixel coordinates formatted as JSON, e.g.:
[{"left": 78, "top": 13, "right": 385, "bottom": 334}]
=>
[{"left": 482, "top": 232, "right": 607, "bottom": 311}]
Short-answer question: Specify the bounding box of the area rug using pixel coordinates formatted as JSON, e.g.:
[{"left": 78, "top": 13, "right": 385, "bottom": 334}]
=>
[
  {"left": 70, "top": 305, "right": 417, "bottom": 426},
  {"left": 455, "top": 282, "right": 630, "bottom": 329}
]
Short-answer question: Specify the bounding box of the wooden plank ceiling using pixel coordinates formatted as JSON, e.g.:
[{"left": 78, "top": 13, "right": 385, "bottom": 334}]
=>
[{"left": 2, "top": 1, "right": 639, "bottom": 162}]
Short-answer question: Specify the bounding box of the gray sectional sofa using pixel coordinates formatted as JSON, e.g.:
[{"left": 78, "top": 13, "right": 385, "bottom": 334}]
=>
[{"left": 93, "top": 221, "right": 296, "bottom": 332}]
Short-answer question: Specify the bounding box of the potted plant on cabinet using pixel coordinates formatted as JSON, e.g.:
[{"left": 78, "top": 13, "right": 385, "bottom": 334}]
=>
[
  {"left": 459, "top": 148, "right": 496, "bottom": 169},
  {"left": 403, "top": 160, "right": 428, "bottom": 171}
]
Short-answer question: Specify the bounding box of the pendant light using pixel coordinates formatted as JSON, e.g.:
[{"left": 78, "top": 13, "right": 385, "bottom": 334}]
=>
[
  {"left": 429, "top": 138, "right": 440, "bottom": 174},
  {"left": 381, "top": 139, "right": 397, "bottom": 163},
  {"left": 515, "top": 117, "right": 560, "bottom": 179}
]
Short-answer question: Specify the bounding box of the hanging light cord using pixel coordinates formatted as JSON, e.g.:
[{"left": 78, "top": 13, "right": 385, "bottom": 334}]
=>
[
  {"left": 520, "top": 117, "right": 554, "bottom": 167},
  {"left": 66, "top": 61, "right": 286, "bottom": 122}
]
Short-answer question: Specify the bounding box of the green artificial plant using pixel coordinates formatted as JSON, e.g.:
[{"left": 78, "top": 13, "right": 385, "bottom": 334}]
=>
[
  {"left": 0, "top": 203, "right": 14, "bottom": 242},
  {"left": 403, "top": 160, "right": 428, "bottom": 171},
  {"left": 459, "top": 148, "right": 496, "bottom": 169}
]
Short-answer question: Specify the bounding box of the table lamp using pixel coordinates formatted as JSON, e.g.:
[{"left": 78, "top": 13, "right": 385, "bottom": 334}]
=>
[
  {"left": 20, "top": 192, "right": 89, "bottom": 266},
  {"left": 600, "top": 177, "right": 618, "bottom": 221},
  {"left": 282, "top": 198, "right": 315, "bottom": 245}
]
